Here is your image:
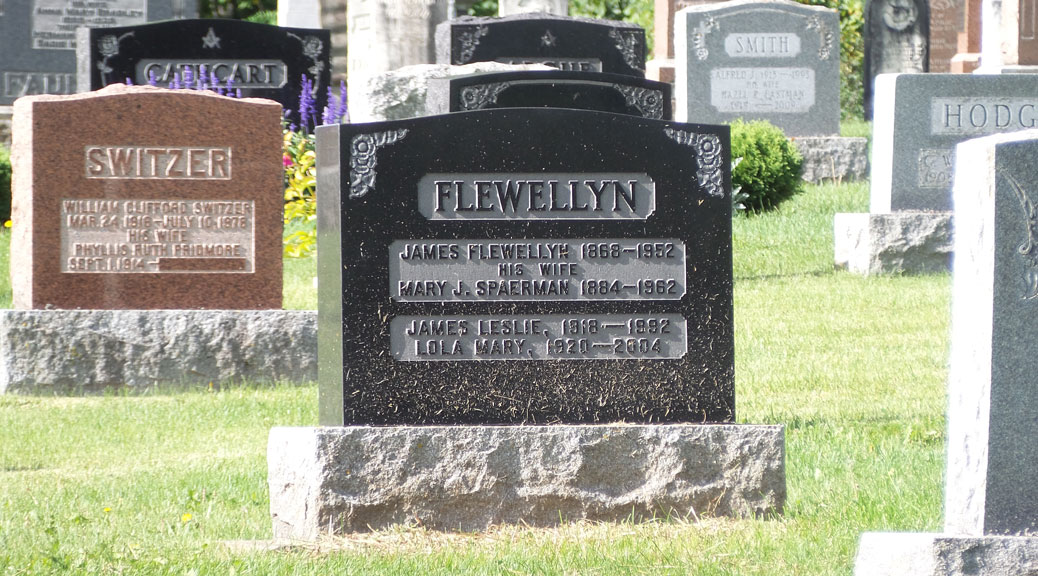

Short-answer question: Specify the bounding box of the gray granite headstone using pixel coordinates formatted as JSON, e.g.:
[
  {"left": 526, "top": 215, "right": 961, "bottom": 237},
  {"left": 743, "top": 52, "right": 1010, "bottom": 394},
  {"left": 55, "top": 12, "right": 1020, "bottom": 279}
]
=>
[
  {"left": 0, "top": 0, "right": 197, "bottom": 106},
  {"left": 851, "top": 129, "right": 1038, "bottom": 576},
  {"left": 945, "top": 129, "right": 1038, "bottom": 536},
  {"left": 863, "top": 0, "right": 929, "bottom": 118},
  {"left": 674, "top": 0, "right": 840, "bottom": 137},
  {"left": 870, "top": 73, "right": 1038, "bottom": 212}
]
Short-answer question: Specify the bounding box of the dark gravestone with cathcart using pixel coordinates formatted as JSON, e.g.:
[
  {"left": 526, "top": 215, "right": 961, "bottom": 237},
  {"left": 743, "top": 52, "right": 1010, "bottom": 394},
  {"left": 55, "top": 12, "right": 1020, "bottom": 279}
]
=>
[
  {"left": 436, "top": 13, "right": 647, "bottom": 77},
  {"left": 76, "top": 19, "right": 331, "bottom": 125},
  {"left": 853, "top": 130, "right": 1038, "bottom": 576},
  {"left": 426, "top": 70, "right": 672, "bottom": 119},
  {"left": 863, "top": 0, "right": 929, "bottom": 118},
  {"left": 0, "top": 0, "right": 196, "bottom": 106},
  {"left": 266, "top": 107, "right": 786, "bottom": 536}
]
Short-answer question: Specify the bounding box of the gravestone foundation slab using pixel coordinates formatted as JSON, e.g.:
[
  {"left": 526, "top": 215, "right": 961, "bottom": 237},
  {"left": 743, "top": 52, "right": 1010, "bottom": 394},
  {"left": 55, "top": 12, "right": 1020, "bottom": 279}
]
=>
[
  {"left": 0, "top": 310, "right": 317, "bottom": 394},
  {"left": 268, "top": 424, "right": 785, "bottom": 537},
  {"left": 834, "top": 212, "right": 953, "bottom": 275}
]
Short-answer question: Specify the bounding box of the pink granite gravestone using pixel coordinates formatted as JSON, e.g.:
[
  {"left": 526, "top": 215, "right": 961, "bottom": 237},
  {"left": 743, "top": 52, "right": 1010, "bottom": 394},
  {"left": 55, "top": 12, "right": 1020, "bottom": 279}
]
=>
[{"left": 10, "top": 84, "right": 283, "bottom": 309}]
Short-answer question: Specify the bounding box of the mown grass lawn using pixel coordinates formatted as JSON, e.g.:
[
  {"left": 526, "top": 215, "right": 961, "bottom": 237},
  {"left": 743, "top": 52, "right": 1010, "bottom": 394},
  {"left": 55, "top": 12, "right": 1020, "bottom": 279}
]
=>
[{"left": 0, "top": 179, "right": 950, "bottom": 575}]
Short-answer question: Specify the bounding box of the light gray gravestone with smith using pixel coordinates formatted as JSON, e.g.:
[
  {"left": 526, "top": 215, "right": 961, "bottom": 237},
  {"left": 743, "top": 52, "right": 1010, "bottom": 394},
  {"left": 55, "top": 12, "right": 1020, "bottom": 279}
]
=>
[
  {"left": 674, "top": 0, "right": 840, "bottom": 137},
  {"left": 0, "top": 0, "right": 197, "bottom": 106},
  {"left": 853, "top": 130, "right": 1038, "bottom": 576}
]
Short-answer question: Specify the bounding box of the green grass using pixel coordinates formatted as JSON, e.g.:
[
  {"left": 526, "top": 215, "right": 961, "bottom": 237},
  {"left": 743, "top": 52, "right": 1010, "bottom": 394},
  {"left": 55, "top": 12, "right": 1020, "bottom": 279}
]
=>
[{"left": 0, "top": 181, "right": 949, "bottom": 574}]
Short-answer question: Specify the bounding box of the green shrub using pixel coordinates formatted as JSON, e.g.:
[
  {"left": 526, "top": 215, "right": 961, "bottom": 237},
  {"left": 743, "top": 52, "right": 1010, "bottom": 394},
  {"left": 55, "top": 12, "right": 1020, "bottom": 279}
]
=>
[
  {"left": 794, "top": 0, "right": 865, "bottom": 120},
  {"left": 730, "top": 119, "right": 803, "bottom": 213},
  {"left": 0, "top": 146, "right": 10, "bottom": 223}
]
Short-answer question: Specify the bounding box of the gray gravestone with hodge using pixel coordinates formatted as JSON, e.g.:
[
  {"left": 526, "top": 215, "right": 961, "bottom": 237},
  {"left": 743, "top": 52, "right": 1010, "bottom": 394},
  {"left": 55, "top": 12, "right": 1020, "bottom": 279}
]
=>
[
  {"left": 435, "top": 13, "right": 647, "bottom": 78},
  {"left": 426, "top": 70, "right": 672, "bottom": 119},
  {"left": 76, "top": 19, "right": 331, "bottom": 126},
  {"left": 674, "top": 0, "right": 840, "bottom": 136},
  {"left": 870, "top": 73, "right": 1038, "bottom": 213},
  {"left": 315, "top": 108, "right": 733, "bottom": 426},
  {"left": 852, "top": 130, "right": 1038, "bottom": 576},
  {"left": 0, "top": 0, "right": 197, "bottom": 106}
]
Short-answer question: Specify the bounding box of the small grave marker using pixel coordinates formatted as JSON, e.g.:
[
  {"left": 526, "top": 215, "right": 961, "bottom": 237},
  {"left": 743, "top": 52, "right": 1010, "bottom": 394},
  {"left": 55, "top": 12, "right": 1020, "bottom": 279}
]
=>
[{"left": 10, "top": 84, "right": 283, "bottom": 309}]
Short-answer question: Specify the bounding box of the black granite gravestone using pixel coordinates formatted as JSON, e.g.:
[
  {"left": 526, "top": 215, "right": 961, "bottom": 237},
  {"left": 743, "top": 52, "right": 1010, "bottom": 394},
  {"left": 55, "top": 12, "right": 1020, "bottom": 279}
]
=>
[
  {"left": 0, "top": 0, "right": 196, "bottom": 106},
  {"left": 436, "top": 13, "right": 647, "bottom": 78},
  {"left": 316, "top": 108, "right": 732, "bottom": 426},
  {"left": 76, "top": 19, "right": 330, "bottom": 125},
  {"left": 863, "top": 0, "right": 929, "bottom": 118},
  {"left": 426, "top": 70, "right": 672, "bottom": 119}
]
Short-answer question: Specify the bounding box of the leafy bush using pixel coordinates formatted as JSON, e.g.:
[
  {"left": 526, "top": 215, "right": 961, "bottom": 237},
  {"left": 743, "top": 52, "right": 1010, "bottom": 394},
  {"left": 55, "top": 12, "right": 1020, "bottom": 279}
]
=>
[
  {"left": 0, "top": 146, "right": 10, "bottom": 223},
  {"left": 794, "top": 0, "right": 865, "bottom": 120},
  {"left": 730, "top": 119, "right": 803, "bottom": 213},
  {"left": 282, "top": 129, "right": 316, "bottom": 258}
]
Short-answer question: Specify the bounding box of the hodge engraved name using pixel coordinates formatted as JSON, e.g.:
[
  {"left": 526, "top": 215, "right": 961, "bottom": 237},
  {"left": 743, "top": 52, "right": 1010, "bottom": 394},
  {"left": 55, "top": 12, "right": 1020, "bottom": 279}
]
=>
[
  {"left": 417, "top": 173, "right": 655, "bottom": 220},
  {"left": 85, "top": 146, "right": 232, "bottom": 180}
]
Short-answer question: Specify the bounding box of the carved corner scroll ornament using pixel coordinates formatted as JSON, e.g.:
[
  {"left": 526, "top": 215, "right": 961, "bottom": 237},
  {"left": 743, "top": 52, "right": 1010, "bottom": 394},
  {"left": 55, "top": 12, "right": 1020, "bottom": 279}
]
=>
[
  {"left": 1000, "top": 168, "right": 1038, "bottom": 300},
  {"left": 455, "top": 25, "right": 489, "bottom": 64},
  {"left": 608, "top": 29, "right": 644, "bottom": 71},
  {"left": 287, "top": 33, "right": 326, "bottom": 78},
  {"left": 805, "top": 16, "right": 834, "bottom": 60},
  {"left": 349, "top": 130, "right": 409, "bottom": 199},
  {"left": 96, "top": 32, "right": 134, "bottom": 85},
  {"left": 459, "top": 82, "right": 511, "bottom": 110},
  {"left": 663, "top": 128, "right": 725, "bottom": 198},
  {"left": 613, "top": 85, "right": 665, "bottom": 119},
  {"left": 693, "top": 17, "right": 719, "bottom": 61}
]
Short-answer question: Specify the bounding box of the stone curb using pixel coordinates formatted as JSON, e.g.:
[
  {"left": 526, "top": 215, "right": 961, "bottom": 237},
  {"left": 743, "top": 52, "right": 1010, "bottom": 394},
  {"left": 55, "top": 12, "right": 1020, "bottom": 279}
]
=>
[
  {"left": 268, "top": 424, "right": 786, "bottom": 537},
  {"left": 0, "top": 309, "right": 317, "bottom": 394},
  {"left": 855, "top": 532, "right": 1038, "bottom": 576},
  {"left": 834, "top": 211, "right": 953, "bottom": 275}
]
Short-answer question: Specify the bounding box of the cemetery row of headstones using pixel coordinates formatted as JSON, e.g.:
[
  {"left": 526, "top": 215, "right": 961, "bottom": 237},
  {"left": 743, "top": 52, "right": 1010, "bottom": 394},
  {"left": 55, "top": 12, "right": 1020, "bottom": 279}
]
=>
[{"left": 2, "top": 3, "right": 792, "bottom": 535}]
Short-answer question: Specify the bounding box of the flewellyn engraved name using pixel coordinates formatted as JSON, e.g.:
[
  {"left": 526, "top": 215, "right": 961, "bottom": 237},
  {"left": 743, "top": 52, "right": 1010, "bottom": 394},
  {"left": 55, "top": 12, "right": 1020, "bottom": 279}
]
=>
[
  {"left": 85, "top": 146, "right": 232, "bottom": 180},
  {"left": 417, "top": 173, "right": 655, "bottom": 220}
]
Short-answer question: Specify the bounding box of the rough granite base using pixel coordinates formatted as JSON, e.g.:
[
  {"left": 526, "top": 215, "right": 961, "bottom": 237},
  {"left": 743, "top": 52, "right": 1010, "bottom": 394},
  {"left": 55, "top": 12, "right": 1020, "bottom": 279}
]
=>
[
  {"left": 834, "top": 212, "right": 954, "bottom": 275},
  {"left": 793, "top": 137, "right": 869, "bottom": 184},
  {"left": 0, "top": 310, "right": 317, "bottom": 394},
  {"left": 268, "top": 424, "right": 785, "bottom": 539},
  {"left": 855, "top": 533, "right": 1038, "bottom": 576}
]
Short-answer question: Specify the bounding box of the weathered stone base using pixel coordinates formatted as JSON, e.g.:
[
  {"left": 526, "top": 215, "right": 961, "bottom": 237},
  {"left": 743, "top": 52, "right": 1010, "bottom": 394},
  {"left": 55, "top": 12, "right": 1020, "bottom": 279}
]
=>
[
  {"left": 855, "top": 532, "right": 1038, "bottom": 576},
  {"left": 834, "top": 212, "right": 953, "bottom": 275},
  {"left": 0, "top": 310, "right": 317, "bottom": 394},
  {"left": 793, "top": 136, "right": 869, "bottom": 184},
  {"left": 268, "top": 424, "right": 785, "bottom": 539}
]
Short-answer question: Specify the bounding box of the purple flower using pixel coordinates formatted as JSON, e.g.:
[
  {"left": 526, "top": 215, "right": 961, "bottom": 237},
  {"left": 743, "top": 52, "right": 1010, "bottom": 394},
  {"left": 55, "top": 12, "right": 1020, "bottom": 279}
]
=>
[
  {"left": 148, "top": 69, "right": 158, "bottom": 86},
  {"left": 297, "top": 75, "right": 316, "bottom": 133},
  {"left": 125, "top": 77, "right": 133, "bottom": 85},
  {"left": 183, "top": 66, "right": 194, "bottom": 87},
  {"left": 336, "top": 80, "right": 349, "bottom": 123}
]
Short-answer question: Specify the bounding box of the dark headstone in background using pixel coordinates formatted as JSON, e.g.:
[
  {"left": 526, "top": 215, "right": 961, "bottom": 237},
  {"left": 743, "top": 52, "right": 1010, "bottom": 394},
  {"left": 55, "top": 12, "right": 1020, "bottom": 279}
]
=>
[
  {"left": 76, "top": 19, "right": 330, "bottom": 125},
  {"left": 0, "top": 0, "right": 197, "bottom": 106},
  {"left": 863, "top": 0, "right": 929, "bottom": 118},
  {"left": 426, "top": 70, "right": 672, "bottom": 119},
  {"left": 436, "top": 13, "right": 647, "bottom": 78},
  {"left": 316, "top": 108, "right": 733, "bottom": 426}
]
